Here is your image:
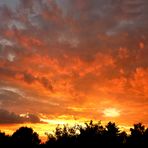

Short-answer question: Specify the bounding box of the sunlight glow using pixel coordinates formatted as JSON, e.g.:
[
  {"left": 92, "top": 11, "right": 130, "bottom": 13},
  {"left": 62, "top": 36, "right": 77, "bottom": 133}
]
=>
[
  {"left": 103, "top": 108, "right": 120, "bottom": 117},
  {"left": 40, "top": 118, "right": 82, "bottom": 125}
]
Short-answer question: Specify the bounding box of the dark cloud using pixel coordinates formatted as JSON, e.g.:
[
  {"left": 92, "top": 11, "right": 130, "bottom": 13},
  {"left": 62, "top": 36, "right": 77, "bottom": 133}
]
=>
[
  {"left": 0, "top": 109, "right": 42, "bottom": 124},
  {"left": 23, "top": 73, "right": 53, "bottom": 91},
  {"left": 27, "top": 113, "right": 41, "bottom": 123},
  {"left": 0, "top": 67, "right": 53, "bottom": 91},
  {"left": 39, "top": 77, "right": 53, "bottom": 91},
  {"left": 23, "top": 73, "right": 36, "bottom": 84}
]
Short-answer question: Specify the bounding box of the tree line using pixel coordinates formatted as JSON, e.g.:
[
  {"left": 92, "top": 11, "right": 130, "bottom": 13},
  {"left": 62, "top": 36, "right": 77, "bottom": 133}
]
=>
[{"left": 0, "top": 121, "right": 148, "bottom": 147}]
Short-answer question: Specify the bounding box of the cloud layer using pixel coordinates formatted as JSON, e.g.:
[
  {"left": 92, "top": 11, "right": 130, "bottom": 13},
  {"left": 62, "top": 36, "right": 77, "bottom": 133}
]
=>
[{"left": 0, "top": 0, "right": 147, "bottom": 126}]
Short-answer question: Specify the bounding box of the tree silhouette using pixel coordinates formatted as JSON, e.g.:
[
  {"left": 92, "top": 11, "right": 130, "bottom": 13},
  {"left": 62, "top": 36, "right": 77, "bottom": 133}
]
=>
[
  {"left": 0, "top": 131, "right": 10, "bottom": 146},
  {"left": 77, "top": 120, "right": 105, "bottom": 146},
  {"left": 118, "top": 131, "right": 127, "bottom": 145},
  {"left": 46, "top": 124, "right": 79, "bottom": 147},
  {"left": 1, "top": 121, "right": 148, "bottom": 147},
  {"left": 11, "top": 127, "right": 41, "bottom": 147},
  {"left": 143, "top": 127, "right": 148, "bottom": 146},
  {"left": 104, "top": 122, "right": 121, "bottom": 146},
  {"left": 128, "top": 123, "right": 146, "bottom": 146},
  {"left": 44, "top": 121, "right": 148, "bottom": 147}
]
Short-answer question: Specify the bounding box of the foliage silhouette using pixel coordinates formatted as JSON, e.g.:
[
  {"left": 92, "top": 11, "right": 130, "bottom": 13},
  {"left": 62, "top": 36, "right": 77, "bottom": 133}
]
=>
[
  {"left": 0, "top": 121, "right": 148, "bottom": 147},
  {"left": 11, "top": 127, "right": 40, "bottom": 147},
  {"left": 0, "top": 131, "right": 10, "bottom": 147},
  {"left": 128, "top": 123, "right": 148, "bottom": 146}
]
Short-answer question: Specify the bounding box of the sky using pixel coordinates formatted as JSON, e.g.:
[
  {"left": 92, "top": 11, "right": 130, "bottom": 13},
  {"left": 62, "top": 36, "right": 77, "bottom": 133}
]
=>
[{"left": 0, "top": 0, "right": 148, "bottom": 141}]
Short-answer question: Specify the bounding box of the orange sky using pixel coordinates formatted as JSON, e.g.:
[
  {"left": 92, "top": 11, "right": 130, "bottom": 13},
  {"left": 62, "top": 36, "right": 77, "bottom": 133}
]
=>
[{"left": 0, "top": 0, "right": 148, "bottom": 141}]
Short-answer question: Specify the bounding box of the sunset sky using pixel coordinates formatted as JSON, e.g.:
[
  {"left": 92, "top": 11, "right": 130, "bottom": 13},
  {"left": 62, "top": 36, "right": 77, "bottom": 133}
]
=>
[{"left": 0, "top": 0, "right": 148, "bottom": 141}]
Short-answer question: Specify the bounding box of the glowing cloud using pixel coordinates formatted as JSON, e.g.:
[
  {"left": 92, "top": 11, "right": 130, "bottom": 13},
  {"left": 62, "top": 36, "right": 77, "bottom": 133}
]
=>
[
  {"left": 103, "top": 108, "right": 120, "bottom": 118},
  {"left": 0, "top": 0, "right": 148, "bottom": 141}
]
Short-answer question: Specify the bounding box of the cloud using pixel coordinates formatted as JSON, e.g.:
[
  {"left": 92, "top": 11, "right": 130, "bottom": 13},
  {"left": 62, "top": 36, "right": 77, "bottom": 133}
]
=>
[
  {"left": 0, "top": 109, "right": 42, "bottom": 124},
  {"left": 0, "top": 88, "right": 23, "bottom": 106},
  {"left": 0, "top": 67, "right": 16, "bottom": 77},
  {"left": 0, "top": 38, "right": 14, "bottom": 46},
  {"left": 0, "top": 67, "right": 53, "bottom": 91},
  {"left": 23, "top": 72, "right": 36, "bottom": 84},
  {"left": 0, "top": 85, "right": 60, "bottom": 114},
  {"left": 0, "top": 0, "right": 147, "bottom": 126},
  {"left": 26, "top": 113, "right": 41, "bottom": 123},
  {"left": 39, "top": 77, "right": 53, "bottom": 91},
  {"left": 22, "top": 73, "right": 53, "bottom": 91}
]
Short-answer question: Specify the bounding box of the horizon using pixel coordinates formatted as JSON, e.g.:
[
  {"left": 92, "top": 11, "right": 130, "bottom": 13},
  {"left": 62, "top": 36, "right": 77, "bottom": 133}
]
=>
[{"left": 0, "top": 119, "right": 141, "bottom": 142}]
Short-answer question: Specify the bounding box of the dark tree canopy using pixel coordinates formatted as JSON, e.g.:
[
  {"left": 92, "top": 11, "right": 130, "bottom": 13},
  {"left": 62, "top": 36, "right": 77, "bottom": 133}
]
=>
[
  {"left": 11, "top": 127, "right": 40, "bottom": 146},
  {"left": 0, "top": 121, "right": 148, "bottom": 148}
]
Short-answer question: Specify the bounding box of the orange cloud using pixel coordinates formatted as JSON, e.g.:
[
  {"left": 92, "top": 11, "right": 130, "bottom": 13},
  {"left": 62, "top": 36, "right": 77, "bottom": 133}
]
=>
[{"left": 0, "top": 0, "right": 148, "bottom": 140}]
